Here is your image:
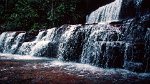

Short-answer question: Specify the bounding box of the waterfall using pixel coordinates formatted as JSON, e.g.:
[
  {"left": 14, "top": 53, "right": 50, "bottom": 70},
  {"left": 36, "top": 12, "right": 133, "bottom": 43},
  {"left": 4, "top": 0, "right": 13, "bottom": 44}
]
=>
[
  {"left": 86, "top": 0, "right": 123, "bottom": 24},
  {"left": 41, "top": 28, "right": 56, "bottom": 41},
  {"left": 0, "top": 0, "right": 149, "bottom": 73},
  {"left": 80, "top": 24, "right": 124, "bottom": 67},
  {"left": 29, "top": 28, "right": 56, "bottom": 56},
  {"left": 35, "top": 31, "right": 46, "bottom": 41},
  {"left": 57, "top": 25, "right": 79, "bottom": 60},
  {"left": 30, "top": 41, "right": 51, "bottom": 56},
  {"left": 8, "top": 33, "right": 26, "bottom": 54},
  {"left": 17, "top": 42, "right": 37, "bottom": 55},
  {"left": 0, "top": 25, "right": 81, "bottom": 57},
  {"left": 0, "top": 32, "right": 26, "bottom": 54},
  {"left": 2, "top": 32, "right": 17, "bottom": 53},
  {"left": 17, "top": 28, "right": 56, "bottom": 56},
  {"left": 0, "top": 32, "right": 7, "bottom": 52}
]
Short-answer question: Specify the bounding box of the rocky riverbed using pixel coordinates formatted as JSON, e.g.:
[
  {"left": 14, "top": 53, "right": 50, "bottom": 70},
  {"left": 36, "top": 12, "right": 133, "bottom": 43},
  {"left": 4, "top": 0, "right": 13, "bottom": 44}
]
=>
[{"left": 0, "top": 56, "right": 150, "bottom": 84}]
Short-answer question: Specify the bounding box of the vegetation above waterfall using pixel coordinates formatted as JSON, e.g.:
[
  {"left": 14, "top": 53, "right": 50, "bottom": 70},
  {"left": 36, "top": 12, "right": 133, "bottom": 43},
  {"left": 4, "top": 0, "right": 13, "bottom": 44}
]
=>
[
  {"left": 0, "top": 0, "right": 81, "bottom": 31},
  {"left": 0, "top": 0, "right": 115, "bottom": 32}
]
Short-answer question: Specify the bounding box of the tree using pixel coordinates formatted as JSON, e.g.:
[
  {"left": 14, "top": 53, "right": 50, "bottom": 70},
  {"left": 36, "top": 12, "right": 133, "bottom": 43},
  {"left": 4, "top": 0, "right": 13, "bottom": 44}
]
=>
[{"left": 0, "top": 0, "right": 82, "bottom": 31}]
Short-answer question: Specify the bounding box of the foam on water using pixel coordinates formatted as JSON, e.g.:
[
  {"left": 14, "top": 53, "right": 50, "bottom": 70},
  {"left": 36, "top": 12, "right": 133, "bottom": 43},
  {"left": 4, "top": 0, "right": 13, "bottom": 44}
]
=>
[{"left": 24, "top": 60, "right": 150, "bottom": 80}]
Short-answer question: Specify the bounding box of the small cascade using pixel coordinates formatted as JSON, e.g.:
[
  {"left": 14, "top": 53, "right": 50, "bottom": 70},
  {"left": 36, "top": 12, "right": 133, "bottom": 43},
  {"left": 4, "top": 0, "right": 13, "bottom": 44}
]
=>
[
  {"left": 0, "top": 32, "right": 26, "bottom": 54},
  {"left": 41, "top": 28, "right": 56, "bottom": 41},
  {"left": 2, "top": 32, "right": 17, "bottom": 53},
  {"left": 57, "top": 25, "right": 80, "bottom": 60},
  {"left": 17, "top": 28, "right": 56, "bottom": 56},
  {"left": 8, "top": 33, "right": 26, "bottom": 54},
  {"left": 17, "top": 42, "right": 37, "bottom": 55},
  {"left": 0, "top": 32, "right": 7, "bottom": 52},
  {"left": 30, "top": 41, "right": 51, "bottom": 56},
  {"left": 35, "top": 31, "right": 46, "bottom": 41},
  {"left": 86, "top": 0, "right": 122, "bottom": 24},
  {"left": 81, "top": 24, "right": 124, "bottom": 67},
  {"left": 16, "top": 25, "right": 82, "bottom": 57},
  {"left": 29, "top": 28, "right": 56, "bottom": 56}
]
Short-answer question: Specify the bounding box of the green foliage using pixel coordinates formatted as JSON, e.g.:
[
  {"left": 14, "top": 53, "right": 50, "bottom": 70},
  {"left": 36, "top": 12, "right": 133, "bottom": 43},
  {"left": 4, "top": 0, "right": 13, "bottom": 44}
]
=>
[{"left": 0, "top": 0, "right": 81, "bottom": 31}]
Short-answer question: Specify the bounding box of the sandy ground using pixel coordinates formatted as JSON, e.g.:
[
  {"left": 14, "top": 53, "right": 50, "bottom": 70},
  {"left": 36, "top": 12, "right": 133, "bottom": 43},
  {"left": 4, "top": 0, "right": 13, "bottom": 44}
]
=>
[{"left": 0, "top": 59, "right": 150, "bottom": 84}]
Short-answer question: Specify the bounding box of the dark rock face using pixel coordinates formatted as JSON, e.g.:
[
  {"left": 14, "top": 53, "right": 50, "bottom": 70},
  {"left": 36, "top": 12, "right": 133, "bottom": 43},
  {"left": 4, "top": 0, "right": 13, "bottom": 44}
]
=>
[
  {"left": 77, "top": 0, "right": 115, "bottom": 14},
  {"left": 24, "top": 30, "right": 39, "bottom": 42},
  {"left": 122, "top": 14, "right": 150, "bottom": 72},
  {"left": 119, "top": 0, "right": 150, "bottom": 20}
]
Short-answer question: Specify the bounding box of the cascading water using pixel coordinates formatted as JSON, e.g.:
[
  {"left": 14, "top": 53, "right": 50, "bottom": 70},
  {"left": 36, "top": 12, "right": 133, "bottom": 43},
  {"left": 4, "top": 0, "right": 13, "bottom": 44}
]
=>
[
  {"left": 8, "top": 33, "right": 26, "bottom": 54},
  {"left": 86, "top": 0, "right": 123, "bottom": 24},
  {"left": 57, "top": 25, "right": 80, "bottom": 60},
  {"left": 41, "top": 28, "right": 56, "bottom": 41},
  {"left": 35, "top": 31, "right": 46, "bottom": 41},
  {"left": 17, "top": 28, "right": 56, "bottom": 56},
  {"left": 0, "top": 32, "right": 26, "bottom": 54},
  {"left": 0, "top": 0, "right": 149, "bottom": 73},
  {"left": 2, "top": 32, "right": 17, "bottom": 53},
  {"left": 0, "top": 32, "right": 7, "bottom": 52},
  {"left": 0, "top": 25, "right": 82, "bottom": 57},
  {"left": 80, "top": 24, "right": 124, "bottom": 67}
]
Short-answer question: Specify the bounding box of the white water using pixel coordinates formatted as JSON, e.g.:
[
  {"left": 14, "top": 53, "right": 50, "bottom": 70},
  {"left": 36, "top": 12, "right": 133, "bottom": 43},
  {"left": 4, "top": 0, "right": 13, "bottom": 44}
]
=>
[
  {"left": 0, "top": 32, "right": 7, "bottom": 45},
  {"left": 57, "top": 25, "right": 80, "bottom": 60},
  {"left": 81, "top": 24, "right": 123, "bottom": 67},
  {"left": 35, "top": 31, "right": 46, "bottom": 41},
  {"left": 3, "top": 32, "right": 17, "bottom": 53},
  {"left": 0, "top": 32, "right": 26, "bottom": 54},
  {"left": 30, "top": 41, "right": 51, "bottom": 56},
  {"left": 23, "top": 60, "right": 150, "bottom": 81},
  {"left": 41, "top": 28, "right": 56, "bottom": 41},
  {"left": 86, "top": 0, "right": 123, "bottom": 24},
  {"left": 16, "top": 28, "right": 56, "bottom": 56},
  {"left": 0, "top": 53, "right": 49, "bottom": 60}
]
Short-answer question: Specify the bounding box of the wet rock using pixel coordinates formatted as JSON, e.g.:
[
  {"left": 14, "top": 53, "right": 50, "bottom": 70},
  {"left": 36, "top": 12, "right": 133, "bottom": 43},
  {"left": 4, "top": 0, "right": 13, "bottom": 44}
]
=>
[
  {"left": 120, "top": 0, "right": 150, "bottom": 19},
  {"left": 122, "top": 14, "right": 150, "bottom": 72}
]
